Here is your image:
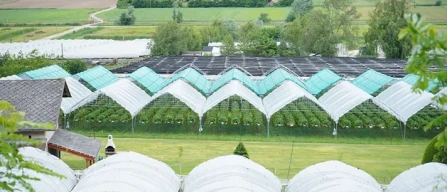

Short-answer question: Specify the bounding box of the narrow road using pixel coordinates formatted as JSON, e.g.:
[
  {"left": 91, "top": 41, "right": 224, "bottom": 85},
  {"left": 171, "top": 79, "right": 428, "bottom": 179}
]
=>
[{"left": 40, "top": 6, "right": 116, "bottom": 40}]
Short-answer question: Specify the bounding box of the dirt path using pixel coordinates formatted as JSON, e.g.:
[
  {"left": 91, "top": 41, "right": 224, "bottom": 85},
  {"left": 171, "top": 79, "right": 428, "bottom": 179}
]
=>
[{"left": 40, "top": 6, "right": 115, "bottom": 40}]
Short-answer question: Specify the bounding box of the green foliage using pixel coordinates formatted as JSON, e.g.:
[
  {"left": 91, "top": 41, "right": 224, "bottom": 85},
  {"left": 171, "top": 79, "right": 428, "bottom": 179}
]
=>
[
  {"left": 57, "top": 27, "right": 103, "bottom": 40},
  {"left": 172, "top": 2, "right": 183, "bottom": 24},
  {"left": 221, "top": 34, "right": 237, "bottom": 56},
  {"left": 116, "top": 6, "right": 136, "bottom": 25},
  {"left": 435, "top": 0, "right": 442, "bottom": 6},
  {"left": 399, "top": 14, "right": 447, "bottom": 147},
  {"left": 238, "top": 21, "right": 278, "bottom": 56},
  {"left": 149, "top": 21, "right": 187, "bottom": 56},
  {"left": 233, "top": 142, "right": 249, "bottom": 158},
  {"left": 131, "top": 0, "right": 172, "bottom": 8},
  {"left": 300, "top": 10, "right": 337, "bottom": 56},
  {"left": 364, "top": 0, "right": 412, "bottom": 58},
  {"left": 116, "top": 0, "right": 131, "bottom": 8},
  {"left": 279, "top": 0, "right": 294, "bottom": 6},
  {"left": 422, "top": 136, "right": 439, "bottom": 163},
  {"left": 188, "top": 0, "right": 266, "bottom": 7},
  {"left": 286, "top": 0, "right": 313, "bottom": 22},
  {"left": 0, "top": 100, "right": 63, "bottom": 192},
  {"left": 0, "top": 51, "right": 53, "bottom": 78},
  {"left": 258, "top": 13, "right": 271, "bottom": 24},
  {"left": 60, "top": 59, "right": 87, "bottom": 74}
]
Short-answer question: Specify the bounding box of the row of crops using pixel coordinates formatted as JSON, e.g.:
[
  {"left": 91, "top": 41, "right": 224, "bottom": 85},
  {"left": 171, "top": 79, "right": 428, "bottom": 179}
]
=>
[{"left": 69, "top": 97, "right": 446, "bottom": 131}]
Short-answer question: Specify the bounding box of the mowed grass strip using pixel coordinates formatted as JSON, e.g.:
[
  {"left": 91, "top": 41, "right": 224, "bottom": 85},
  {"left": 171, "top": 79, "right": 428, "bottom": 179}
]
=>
[
  {"left": 0, "top": 27, "right": 70, "bottom": 42},
  {"left": 0, "top": 8, "right": 98, "bottom": 23},
  {"left": 61, "top": 137, "right": 429, "bottom": 184},
  {"left": 98, "top": 6, "right": 447, "bottom": 23}
]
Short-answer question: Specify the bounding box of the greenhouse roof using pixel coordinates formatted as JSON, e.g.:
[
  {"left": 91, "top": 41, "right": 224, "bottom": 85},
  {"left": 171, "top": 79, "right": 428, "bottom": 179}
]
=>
[
  {"left": 100, "top": 79, "right": 151, "bottom": 117},
  {"left": 402, "top": 74, "right": 438, "bottom": 91},
  {"left": 162, "top": 68, "right": 211, "bottom": 94},
  {"left": 129, "top": 67, "right": 165, "bottom": 93},
  {"left": 351, "top": 69, "right": 394, "bottom": 94},
  {"left": 74, "top": 66, "right": 118, "bottom": 90},
  {"left": 183, "top": 155, "right": 281, "bottom": 192},
  {"left": 263, "top": 81, "right": 324, "bottom": 119},
  {"left": 373, "top": 81, "right": 434, "bottom": 123},
  {"left": 61, "top": 77, "right": 94, "bottom": 114},
  {"left": 387, "top": 163, "right": 447, "bottom": 192},
  {"left": 209, "top": 68, "right": 258, "bottom": 94},
  {"left": 286, "top": 160, "right": 381, "bottom": 192},
  {"left": 74, "top": 152, "right": 180, "bottom": 192},
  {"left": 113, "top": 56, "right": 411, "bottom": 77},
  {"left": 318, "top": 81, "right": 373, "bottom": 122},
  {"left": 152, "top": 80, "right": 206, "bottom": 115},
  {"left": 305, "top": 69, "right": 342, "bottom": 95},
  {"left": 258, "top": 68, "right": 308, "bottom": 95},
  {"left": 14, "top": 147, "right": 77, "bottom": 192},
  {"left": 201, "top": 80, "right": 266, "bottom": 116},
  {"left": 19, "top": 65, "right": 70, "bottom": 80},
  {"left": 0, "top": 75, "right": 22, "bottom": 80}
]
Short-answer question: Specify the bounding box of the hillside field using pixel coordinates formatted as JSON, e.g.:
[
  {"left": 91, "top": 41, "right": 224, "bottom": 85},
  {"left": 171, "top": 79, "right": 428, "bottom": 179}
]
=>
[{"left": 0, "top": 8, "right": 98, "bottom": 24}]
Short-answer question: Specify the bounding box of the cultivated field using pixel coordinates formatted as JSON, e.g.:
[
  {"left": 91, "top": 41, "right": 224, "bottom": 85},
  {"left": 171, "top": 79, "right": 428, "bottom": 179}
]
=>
[
  {"left": 61, "top": 136, "right": 429, "bottom": 184},
  {"left": 57, "top": 26, "right": 157, "bottom": 39},
  {"left": 0, "top": 9, "right": 98, "bottom": 24},
  {"left": 0, "top": 0, "right": 116, "bottom": 8},
  {"left": 97, "top": 6, "right": 447, "bottom": 25},
  {"left": 0, "top": 27, "right": 70, "bottom": 42}
]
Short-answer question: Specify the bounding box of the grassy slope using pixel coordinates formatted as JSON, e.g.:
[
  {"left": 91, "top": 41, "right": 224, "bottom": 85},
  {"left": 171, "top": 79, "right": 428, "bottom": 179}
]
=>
[
  {"left": 97, "top": 6, "right": 447, "bottom": 23},
  {"left": 0, "top": 9, "right": 98, "bottom": 23},
  {"left": 0, "top": 27, "right": 70, "bottom": 42},
  {"left": 62, "top": 136, "right": 429, "bottom": 184}
]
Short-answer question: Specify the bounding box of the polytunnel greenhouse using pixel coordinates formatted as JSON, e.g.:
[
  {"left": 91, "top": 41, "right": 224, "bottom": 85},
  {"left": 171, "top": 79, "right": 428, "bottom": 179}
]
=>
[
  {"left": 183, "top": 155, "right": 282, "bottom": 192},
  {"left": 0, "top": 147, "right": 78, "bottom": 192},
  {"left": 3, "top": 56, "right": 446, "bottom": 139},
  {"left": 387, "top": 163, "right": 447, "bottom": 192},
  {"left": 286, "top": 160, "right": 382, "bottom": 192},
  {"left": 72, "top": 152, "right": 180, "bottom": 192}
]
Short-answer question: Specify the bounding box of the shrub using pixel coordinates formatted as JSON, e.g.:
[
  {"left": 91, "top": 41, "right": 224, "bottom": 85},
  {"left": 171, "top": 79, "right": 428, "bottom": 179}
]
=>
[
  {"left": 116, "top": 6, "right": 136, "bottom": 25},
  {"left": 233, "top": 142, "right": 249, "bottom": 159},
  {"left": 422, "top": 134, "right": 447, "bottom": 164},
  {"left": 435, "top": 0, "right": 442, "bottom": 6},
  {"left": 258, "top": 13, "right": 271, "bottom": 24},
  {"left": 60, "top": 59, "right": 87, "bottom": 74}
]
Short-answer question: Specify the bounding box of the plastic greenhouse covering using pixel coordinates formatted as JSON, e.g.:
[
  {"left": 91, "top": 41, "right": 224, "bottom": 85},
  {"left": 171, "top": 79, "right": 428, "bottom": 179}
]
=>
[
  {"left": 434, "top": 87, "right": 447, "bottom": 111},
  {"left": 286, "top": 160, "right": 381, "bottom": 192},
  {"left": 73, "top": 152, "right": 180, "bottom": 192},
  {"left": 74, "top": 66, "right": 118, "bottom": 90},
  {"left": 100, "top": 79, "right": 151, "bottom": 117},
  {"left": 60, "top": 77, "right": 94, "bottom": 114},
  {"left": 318, "top": 81, "right": 373, "bottom": 122},
  {"left": 183, "top": 155, "right": 281, "bottom": 192},
  {"left": 257, "top": 68, "right": 308, "bottom": 95},
  {"left": 0, "top": 147, "right": 78, "bottom": 192},
  {"left": 373, "top": 81, "right": 434, "bottom": 123},
  {"left": 402, "top": 74, "right": 438, "bottom": 91},
  {"left": 161, "top": 68, "right": 211, "bottom": 94},
  {"left": 0, "top": 75, "right": 21, "bottom": 80},
  {"left": 208, "top": 68, "right": 259, "bottom": 95},
  {"left": 19, "top": 65, "right": 70, "bottom": 80},
  {"left": 351, "top": 69, "right": 394, "bottom": 94},
  {"left": 387, "top": 163, "right": 447, "bottom": 192},
  {"left": 0, "top": 39, "right": 151, "bottom": 59},
  {"left": 151, "top": 80, "right": 206, "bottom": 115},
  {"left": 305, "top": 69, "right": 342, "bottom": 95},
  {"left": 263, "top": 81, "right": 325, "bottom": 119},
  {"left": 129, "top": 67, "right": 166, "bottom": 93},
  {"left": 201, "top": 80, "right": 266, "bottom": 117}
]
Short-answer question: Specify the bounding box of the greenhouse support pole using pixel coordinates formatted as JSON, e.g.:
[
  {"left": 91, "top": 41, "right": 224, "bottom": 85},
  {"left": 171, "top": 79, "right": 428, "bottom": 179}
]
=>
[
  {"left": 199, "top": 116, "right": 203, "bottom": 135},
  {"left": 131, "top": 117, "right": 135, "bottom": 134},
  {"left": 266, "top": 118, "right": 270, "bottom": 138},
  {"left": 403, "top": 123, "right": 406, "bottom": 141},
  {"left": 63, "top": 114, "right": 67, "bottom": 129}
]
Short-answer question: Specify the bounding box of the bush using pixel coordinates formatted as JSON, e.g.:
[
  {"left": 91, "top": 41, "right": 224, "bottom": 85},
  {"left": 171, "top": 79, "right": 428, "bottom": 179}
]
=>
[
  {"left": 60, "top": 59, "right": 87, "bottom": 74},
  {"left": 258, "top": 13, "right": 271, "bottom": 24},
  {"left": 279, "top": 0, "right": 293, "bottom": 6},
  {"left": 132, "top": 0, "right": 172, "bottom": 8},
  {"left": 422, "top": 134, "right": 447, "bottom": 164},
  {"left": 116, "top": 6, "right": 136, "bottom": 25},
  {"left": 435, "top": 0, "right": 442, "bottom": 6},
  {"left": 233, "top": 142, "right": 249, "bottom": 159}
]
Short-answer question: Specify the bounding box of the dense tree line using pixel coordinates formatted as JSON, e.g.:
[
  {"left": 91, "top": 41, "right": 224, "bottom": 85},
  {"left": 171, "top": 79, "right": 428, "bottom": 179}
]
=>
[
  {"left": 188, "top": 0, "right": 266, "bottom": 8},
  {"left": 118, "top": 0, "right": 173, "bottom": 8}
]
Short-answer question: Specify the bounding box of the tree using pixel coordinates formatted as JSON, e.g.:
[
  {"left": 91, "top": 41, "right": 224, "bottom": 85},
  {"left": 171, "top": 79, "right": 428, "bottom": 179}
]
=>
[
  {"left": 0, "top": 51, "right": 53, "bottom": 78},
  {"left": 281, "top": 19, "right": 304, "bottom": 56},
  {"left": 116, "top": 6, "right": 136, "bottom": 25},
  {"left": 300, "top": 10, "right": 338, "bottom": 56},
  {"left": 149, "top": 21, "right": 186, "bottom": 56},
  {"left": 399, "top": 14, "right": 447, "bottom": 149},
  {"left": 323, "top": 0, "right": 360, "bottom": 49},
  {"left": 172, "top": 1, "right": 183, "bottom": 23},
  {"left": 258, "top": 13, "right": 271, "bottom": 24},
  {"left": 256, "top": 33, "right": 278, "bottom": 56},
  {"left": 238, "top": 21, "right": 261, "bottom": 56},
  {"left": 184, "top": 27, "right": 203, "bottom": 51},
  {"left": 286, "top": 0, "right": 313, "bottom": 22},
  {"left": 0, "top": 100, "right": 64, "bottom": 191},
  {"left": 60, "top": 59, "right": 87, "bottom": 74},
  {"left": 364, "top": 0, "right": 412, "bottom": 58},
  {"left": 221, "top": 34, "right": 237, "bottom": 56},
  {"left": 221, "top": 19, "right": 238, "bottom": 39},
  {"left": 233, "top": 142, "right": 249, "bottom": 159}
]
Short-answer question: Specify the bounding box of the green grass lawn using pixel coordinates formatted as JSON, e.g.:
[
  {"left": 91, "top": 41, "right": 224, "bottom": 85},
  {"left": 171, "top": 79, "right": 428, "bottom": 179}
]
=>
[
  {"left": 57, "top": 26, "right": 157, "bottom": 39},
  {"left": 0, "top": 9, "right": 98, "bottom": 24},
  {"left": 61, "top": 135, "right": 429, "bottom": 184},
  {"left": 0, "top": 27, "right": 70, "bottom": 42},
  {"left": 98, "top": 6, "right": 447, "bottom": 24}
]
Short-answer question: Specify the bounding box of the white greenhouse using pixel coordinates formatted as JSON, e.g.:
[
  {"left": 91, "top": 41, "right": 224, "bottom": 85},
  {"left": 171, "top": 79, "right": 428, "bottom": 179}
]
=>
[
  {"left": 183, "top": 155, "right": 282, "bottom": 192},
  {"left": 387, "top": 162, "right": 447, "bottom": 192}
]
